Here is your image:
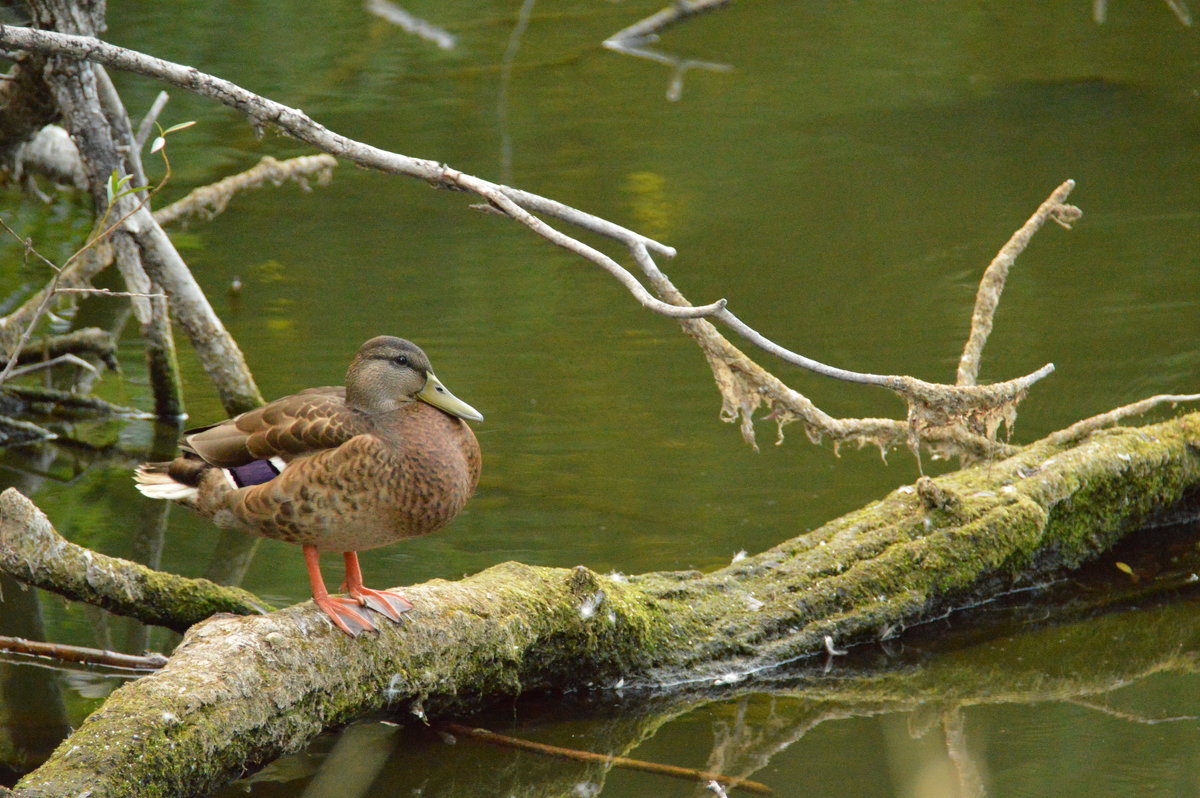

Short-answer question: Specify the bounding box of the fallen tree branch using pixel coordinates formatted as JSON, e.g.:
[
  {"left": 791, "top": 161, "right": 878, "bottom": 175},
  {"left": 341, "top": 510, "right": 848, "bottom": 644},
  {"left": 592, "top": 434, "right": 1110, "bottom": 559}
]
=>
[
  {"left": 4, "top": 410, "right": 1199, "bottom": 796},
  {"left": 0, "top": 489, "right": 273, "bottom": 630},
  {"left": 0, "top": 383, "right": 151, "bottom": 419},
  {"left": 9, "top": 326, "right": 117, "bottom": 369},
  {"left": 0, "top": 414, "right": 55, "bottom": 444}
]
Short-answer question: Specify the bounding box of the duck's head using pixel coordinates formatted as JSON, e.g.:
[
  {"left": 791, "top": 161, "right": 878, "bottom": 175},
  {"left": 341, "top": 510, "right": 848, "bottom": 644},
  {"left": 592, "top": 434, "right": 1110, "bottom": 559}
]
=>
[{"left": 345, "top": 336, "right": 483, "bottom": 421}]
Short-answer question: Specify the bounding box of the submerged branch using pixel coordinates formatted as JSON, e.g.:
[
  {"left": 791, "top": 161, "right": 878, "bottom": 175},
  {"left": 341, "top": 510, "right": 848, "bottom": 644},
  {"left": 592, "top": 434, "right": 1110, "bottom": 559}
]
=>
[{"left": 439, "top": 721, "right": 773, "bottom": 796}]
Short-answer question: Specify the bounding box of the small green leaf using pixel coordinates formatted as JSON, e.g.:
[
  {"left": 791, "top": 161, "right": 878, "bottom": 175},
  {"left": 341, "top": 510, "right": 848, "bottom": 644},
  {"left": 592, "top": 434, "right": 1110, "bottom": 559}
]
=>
[
  {"left": 161, "top": 120, "right": 196, "bottom": 135},
  {"left": 150, "top": 136, "right": 166, "bottom": 154},
  {"left": 106, "top": 169, "right": 119, "bottom": 204}
]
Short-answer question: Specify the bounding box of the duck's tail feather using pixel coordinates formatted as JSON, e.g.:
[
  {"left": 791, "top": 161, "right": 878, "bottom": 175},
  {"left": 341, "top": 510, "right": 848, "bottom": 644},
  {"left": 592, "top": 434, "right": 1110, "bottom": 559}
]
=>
[{"left": 134, "top": 462, "right": 200, "bottom": 501}]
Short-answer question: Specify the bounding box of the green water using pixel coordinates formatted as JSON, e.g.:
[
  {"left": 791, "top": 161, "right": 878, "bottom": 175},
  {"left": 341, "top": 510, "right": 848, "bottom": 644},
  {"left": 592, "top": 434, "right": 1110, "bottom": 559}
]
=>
[{"left": 2, "top": 0, "right": 1199, "bottom": 794}]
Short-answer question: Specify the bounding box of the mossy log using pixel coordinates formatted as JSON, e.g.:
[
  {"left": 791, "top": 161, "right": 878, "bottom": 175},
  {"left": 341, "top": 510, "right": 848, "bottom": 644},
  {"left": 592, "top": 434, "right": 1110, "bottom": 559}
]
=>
[{"left": 4, "top": 412, "right": 1200, "bottom": 797}]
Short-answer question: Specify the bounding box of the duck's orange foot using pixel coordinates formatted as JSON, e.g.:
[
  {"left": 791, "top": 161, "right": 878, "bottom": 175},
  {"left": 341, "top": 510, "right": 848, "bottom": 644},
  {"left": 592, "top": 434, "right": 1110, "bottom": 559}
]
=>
[
  {"left": 315, "top": 594, "right": 379, "bottom": 636},
  {"left": 349, "top": 585, "right": 413, "bottom": 623}
]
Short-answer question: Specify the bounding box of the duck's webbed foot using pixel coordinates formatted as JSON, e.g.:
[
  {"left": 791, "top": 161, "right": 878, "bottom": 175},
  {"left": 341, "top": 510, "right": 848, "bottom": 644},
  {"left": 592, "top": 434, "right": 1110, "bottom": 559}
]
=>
[
  {"left": 314, "top": 594, "right": 378, "bottom": 636},
  {"left": 340, "top": 551, "right": 414, "bottom": 624},
  {"left": 349, "top": 585, "right": 413, "bottom": 623}
]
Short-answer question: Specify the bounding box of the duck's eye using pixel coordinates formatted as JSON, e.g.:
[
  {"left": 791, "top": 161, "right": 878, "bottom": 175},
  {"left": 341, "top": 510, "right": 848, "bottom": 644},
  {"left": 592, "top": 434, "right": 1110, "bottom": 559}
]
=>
[{"left": 393, "top": 355, "right": 409, "bottom": 367}]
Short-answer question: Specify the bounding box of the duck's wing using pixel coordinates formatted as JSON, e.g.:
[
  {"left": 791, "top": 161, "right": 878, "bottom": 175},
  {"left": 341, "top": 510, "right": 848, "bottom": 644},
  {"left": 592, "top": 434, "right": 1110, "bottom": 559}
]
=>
[{"left": 182, "top": 387, "right": 364, "bottom": 468}]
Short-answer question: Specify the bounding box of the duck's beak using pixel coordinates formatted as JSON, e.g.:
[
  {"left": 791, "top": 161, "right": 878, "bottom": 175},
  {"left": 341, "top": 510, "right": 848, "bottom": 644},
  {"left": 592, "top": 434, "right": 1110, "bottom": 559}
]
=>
[{"left": 417, "top": 372, "right": 484, "bottom": 422}]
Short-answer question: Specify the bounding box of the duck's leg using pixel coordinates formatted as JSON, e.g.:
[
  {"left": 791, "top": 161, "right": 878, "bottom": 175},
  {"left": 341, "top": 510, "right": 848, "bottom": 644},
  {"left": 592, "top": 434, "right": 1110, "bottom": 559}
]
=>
[
  {"left": 342, "top": 551, "right": 413, "bottom": 623},
  {"left": 304, "top": 545, "right": 376, "bottom": 636}
]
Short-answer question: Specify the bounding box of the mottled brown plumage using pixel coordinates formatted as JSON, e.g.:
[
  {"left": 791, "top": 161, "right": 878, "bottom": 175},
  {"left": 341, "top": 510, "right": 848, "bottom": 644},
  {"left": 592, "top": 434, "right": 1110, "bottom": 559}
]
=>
[{"left": 134, "top": 336, "right": 482, "bottom": 635}]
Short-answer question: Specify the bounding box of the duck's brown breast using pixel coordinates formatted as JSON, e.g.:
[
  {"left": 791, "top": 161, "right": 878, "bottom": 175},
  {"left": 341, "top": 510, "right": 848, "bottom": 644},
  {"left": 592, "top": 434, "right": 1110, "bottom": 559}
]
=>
[{"left": 225, "top": 401, "right": 481, "bottom": 552}]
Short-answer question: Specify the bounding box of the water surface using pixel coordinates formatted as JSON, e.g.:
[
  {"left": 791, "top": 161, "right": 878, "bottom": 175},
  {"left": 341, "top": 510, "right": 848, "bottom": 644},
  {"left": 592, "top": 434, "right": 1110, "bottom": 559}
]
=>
[{"left": 1, "top": 0, "right": 1198, "bottom": 795}]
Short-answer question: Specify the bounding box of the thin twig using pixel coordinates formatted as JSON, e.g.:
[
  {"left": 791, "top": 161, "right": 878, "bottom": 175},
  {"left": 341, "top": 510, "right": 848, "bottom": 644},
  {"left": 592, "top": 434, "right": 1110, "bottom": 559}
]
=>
[
  {"left": 456, "top": 170, "right": 725, "bottom": 319},
  {"left": 0, "top": 224, "right": 64, "bottom": 384},
  {"left": 439, "top": 722, "right": 773, "bottom": 796},
  {"left": 1067, "top": 696, "right": 1200, "bottom": 724},
  {"left": 603, "top": 0, "right": 735, "bottom": 102},
  {"left": 134, "top": 90, "right": 170, "bottom": 149},
  {"left": 630, "top": 243, "right": 1054, "bottom": 394},
  {"left": 0, "top": 125, "right": 170, "bottom": 384},
  {"left": 54, "top": 287, "right": 166, "bottom": 298},
  {"left": 0, "top": 634, "right": 167, "bottom": 673}
]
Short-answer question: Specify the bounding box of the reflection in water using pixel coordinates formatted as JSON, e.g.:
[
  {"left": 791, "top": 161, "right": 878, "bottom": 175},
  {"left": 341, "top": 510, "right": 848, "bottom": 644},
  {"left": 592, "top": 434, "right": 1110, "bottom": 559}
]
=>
[
  {"left": 603, "top": 0, "right": 735, "bottom": 102},
  {"left": 0, "top": 574, "right": 71, "bottom": 782},
  {"left": 498, "top": 0, "right": 537, "bottom": 183},
  {"left": 364, "top": 0, "right": 457, "bottom": 51},
  {"left": 1092, "top": 0, "right": 1193, "bottom": 25}
]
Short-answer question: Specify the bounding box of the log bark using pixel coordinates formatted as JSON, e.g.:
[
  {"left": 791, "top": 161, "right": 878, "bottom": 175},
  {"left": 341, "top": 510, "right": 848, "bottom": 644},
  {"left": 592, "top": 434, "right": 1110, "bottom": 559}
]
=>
[{"left": 2, "top": 411, "right": 1198, "bottom": 797}]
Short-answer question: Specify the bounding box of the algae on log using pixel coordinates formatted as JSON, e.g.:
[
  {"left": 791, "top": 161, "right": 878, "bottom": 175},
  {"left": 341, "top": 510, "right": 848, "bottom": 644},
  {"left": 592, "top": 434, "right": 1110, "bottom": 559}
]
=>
[{"left": 6, "top": 412, "right": 1200, "bottom": 797}]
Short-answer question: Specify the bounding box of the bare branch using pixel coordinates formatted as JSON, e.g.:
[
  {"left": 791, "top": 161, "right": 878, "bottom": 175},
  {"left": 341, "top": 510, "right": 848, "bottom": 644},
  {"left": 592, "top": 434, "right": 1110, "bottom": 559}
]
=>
[
  {"left": 0, "top": 25, "right": 678, "bottom": 257},
  {"left": 53, "top": 286, "right": 165, "bottom": 298},
  {"left": 957, "top": 180, "right": 1080, "bottom": 386},
  {"left": 457, "top": 171, "right": 725, "bottom": 318},
  {"left": 1046, "top": 394, "right": 1200, "bottom": 445},
  {"left": 1, "top": 352, "right": 99, "bottom": 380},
  {"left": 0, "top": 635, "right": 167, "bottom": 673},
  {"left": 0, "top": 383, "right": 153, "bottom": 418},
  {"left": 153, "top": 154, "right": 337, "bottom": 227},
  {"left": 603, "top": 0, "right": 735, "bottom": 102},
  {"left": 6, "top": 326, "right": 115, "bottom": 370},
  {"left": 133, "top": 89, "right": 169, "bottom": 149},
  {"left": 630, "top": 242, "right": 1037, "bottom": 456}
]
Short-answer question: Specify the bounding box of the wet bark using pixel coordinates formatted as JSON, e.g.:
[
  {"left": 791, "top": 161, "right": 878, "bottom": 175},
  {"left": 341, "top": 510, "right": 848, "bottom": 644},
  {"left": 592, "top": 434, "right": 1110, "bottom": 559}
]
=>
[{"left": 2, "top": 411, "right": 1198, "bottom": 797}]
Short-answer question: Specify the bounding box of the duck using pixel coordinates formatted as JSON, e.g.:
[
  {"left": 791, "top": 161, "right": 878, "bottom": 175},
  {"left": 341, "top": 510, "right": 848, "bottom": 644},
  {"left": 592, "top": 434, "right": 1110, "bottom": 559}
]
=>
[{"left": 134, "top": 336, "right": 482, "bottom": 636}]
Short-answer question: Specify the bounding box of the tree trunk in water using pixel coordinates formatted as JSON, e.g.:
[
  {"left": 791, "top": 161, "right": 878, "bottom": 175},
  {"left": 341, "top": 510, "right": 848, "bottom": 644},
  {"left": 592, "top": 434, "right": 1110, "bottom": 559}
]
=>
[{"left": 3, "top": 412, "right": 1198, "bottom": 797}]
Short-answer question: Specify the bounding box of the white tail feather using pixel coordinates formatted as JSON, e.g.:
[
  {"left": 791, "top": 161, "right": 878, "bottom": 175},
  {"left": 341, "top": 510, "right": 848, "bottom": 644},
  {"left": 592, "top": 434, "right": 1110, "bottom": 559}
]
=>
[{"left": 133, "top": 466, "right": 199, "bottom": 502}]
